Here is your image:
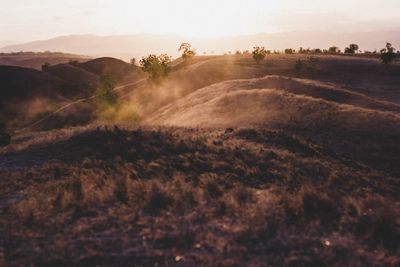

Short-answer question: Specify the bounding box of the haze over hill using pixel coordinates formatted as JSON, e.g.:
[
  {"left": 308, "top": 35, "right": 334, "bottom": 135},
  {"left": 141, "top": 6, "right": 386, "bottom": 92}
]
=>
[{"left": 2, "top": 31, "right": 400, "bottom": 60}]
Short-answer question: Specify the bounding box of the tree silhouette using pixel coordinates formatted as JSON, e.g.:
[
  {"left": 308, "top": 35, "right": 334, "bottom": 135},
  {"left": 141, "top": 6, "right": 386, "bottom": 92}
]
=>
[
  {"left": 284, "top": 48, "right": 295, "bottom": 54},
  {"left": 345, "top": 44, "right": 359, "bottom": 54},
  {"left": 140, "top": 54, "right": 172, "bottom": 82},
  {"left": 380, "top": 42, "right": 397, "bottom": 65},
  {"left": 179, "top": 43, "right": 196, "bottom": 63},
  {"left": 130, "top": 58, "right": 137, "bottom": 67},
  {"left": 328, "top": 46, "right": 340, "bottom": 54},
  {"left": 252, "top": 46, "right": 268, "bottom": 64}
]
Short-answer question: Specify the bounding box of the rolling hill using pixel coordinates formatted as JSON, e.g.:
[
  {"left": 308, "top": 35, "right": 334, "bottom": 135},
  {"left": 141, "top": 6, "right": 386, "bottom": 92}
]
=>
[
  {"left": 0, "top": 53, "right": 400, "bottom": 266},
  {"left": 0, "top": 52, "right": 91, "bottom": 70}
]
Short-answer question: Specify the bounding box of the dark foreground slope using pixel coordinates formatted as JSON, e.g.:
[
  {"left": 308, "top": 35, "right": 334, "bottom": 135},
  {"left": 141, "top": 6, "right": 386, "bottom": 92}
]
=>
[{"left": 0, "top": 124, "right": 399, "bottom": 267}]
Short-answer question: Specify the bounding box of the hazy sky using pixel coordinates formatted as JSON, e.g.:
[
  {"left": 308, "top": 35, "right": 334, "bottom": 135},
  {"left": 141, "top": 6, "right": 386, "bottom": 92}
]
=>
[{"left": 1, "top": 0, "right": 400, "bottom": 42}]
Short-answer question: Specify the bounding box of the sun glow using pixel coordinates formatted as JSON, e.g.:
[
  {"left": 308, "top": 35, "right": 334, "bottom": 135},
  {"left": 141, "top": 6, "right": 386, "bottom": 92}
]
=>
[{"left": 1, "top": 0, "right": 400, "bottom": 41}]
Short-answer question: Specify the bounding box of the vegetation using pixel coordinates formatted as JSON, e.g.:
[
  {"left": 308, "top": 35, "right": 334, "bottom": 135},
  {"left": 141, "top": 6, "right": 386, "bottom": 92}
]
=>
[
  {"left": 97, "top": 75, "right": 118, "bottom": 106},
  {"left": 179, "top": 43, "right": 196, "bottom": 63},
  {"left": 284, "top": 48, "right": 295, "bottom": 54},
  {"left": 252, "top": 46, "right": 268, "bottom": 64},
  {"left": 345, "top": 43, "right": 359, "bottom": 54},
  {"left": 1, "top": 125, "right": 399, "bottom": 266},
  {"left": 140, "top": 54, "right": 172, "bottom": 82},
  {"left": 294, "top": 59, "right": 304, "bottom": 73},
  {"left": 293, "top": 57, "right": 319, "bottom": 75},
  {"left": 328, "top": 46, "right": 340, "bottom": 54},
  {"left": 41, "top": 62, "right": 50, "bottom": 71},
  {"left": 0, "top": 122, "right": 11, "bottom": 146},
  {"left": 130, "top": 57, "right": 136, "bottom": 67},
  {"left": 380, "top": 42, "right": 397, "bottom": 64}
]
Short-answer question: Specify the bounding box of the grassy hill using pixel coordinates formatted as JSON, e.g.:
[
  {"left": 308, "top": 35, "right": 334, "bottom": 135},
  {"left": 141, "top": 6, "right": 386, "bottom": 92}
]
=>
[{"left": 0, "top": 53, "right": 399, "bottom": 266}]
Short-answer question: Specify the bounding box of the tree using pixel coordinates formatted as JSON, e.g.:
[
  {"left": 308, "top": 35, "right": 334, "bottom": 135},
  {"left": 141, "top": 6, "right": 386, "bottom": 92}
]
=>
[
  {"left": 328, "top": 46, "right": 340, "bottom": 54},
  {"left": 41, "top": 62, "right": 50, "bottom": 71},
  {"left": 312, "top": 48, "right": 322, "bottom": 54},
  {"left": 179, "top": 43, "right": 196, "bottom": 63},
  {"left": 140, "top": 54, "right": 172, "bottom": 82},
  {"left": 98, "top": 75, "right": 118, "bottom": 105},
  {"left": 130, "top": 57, "right": 137, "bottom": 67},
  {"left": 0, "top": 122, "right": 11, "bottom": 147},
  {"left": 252, "top": 46, "right": 268, "bottom": 64},
  {"left": 345, "top": 44, "right": 359, "bottom": 54},
  {"left": 284, "top": 48, "right": 295, "bottom": 54},
  {"left": 380, "top": 42, "right": 397, "bottom": 65}
]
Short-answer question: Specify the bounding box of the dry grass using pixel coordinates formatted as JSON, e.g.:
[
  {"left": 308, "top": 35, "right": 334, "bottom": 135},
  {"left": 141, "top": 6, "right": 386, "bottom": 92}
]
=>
[{"left": 1, "top": 126, "right": 399, "bottom": 266}]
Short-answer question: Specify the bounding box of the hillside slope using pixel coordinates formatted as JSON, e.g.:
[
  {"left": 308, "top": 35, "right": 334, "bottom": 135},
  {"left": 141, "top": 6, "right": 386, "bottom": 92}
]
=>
[
  {"left": 0, "top": 124, "right": 399, "bottom": 266},
  {"left": 0, "top": 52, "right": 90, "bottom": 70}
]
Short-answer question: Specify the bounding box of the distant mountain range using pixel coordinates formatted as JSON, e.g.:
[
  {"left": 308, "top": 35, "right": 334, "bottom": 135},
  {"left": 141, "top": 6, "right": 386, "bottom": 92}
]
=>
[{"left": 1, "top": 31, "right": 400, "bottom": 61}]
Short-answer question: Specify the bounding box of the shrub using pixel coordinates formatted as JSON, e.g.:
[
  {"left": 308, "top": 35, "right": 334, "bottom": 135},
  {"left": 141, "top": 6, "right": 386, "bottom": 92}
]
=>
[
  {"left": 252, "top": 46, "right": 268, "bottom": 64},
  {"left": 179, "top": 43, "right": 196, "bottom": 63},
  {"left": 294, "top": 59, "right": 304, "bottom": 74},
  {"left": 140, "top": 54, "right": 172, "bottom": 82},
  {"left": 328, "top": 46, "right": 340, "bottom": 54},
  {"left": 284, "top": 48, "right": 295, "bottom": 54},
  {"left": 307, "top": 56, "right": 319, "bottom": 73},
  {"left": 380, "top": 42, "right": 397, "bottom": 65},
  {"left": 130, "top": 57, "right": 137, "bottom": 67},
  {"left": 97, "top": 75, "right": 118, "bottom": 106},
  {"left": 345, "top": 44, "right": 359, "bottom": 54}
]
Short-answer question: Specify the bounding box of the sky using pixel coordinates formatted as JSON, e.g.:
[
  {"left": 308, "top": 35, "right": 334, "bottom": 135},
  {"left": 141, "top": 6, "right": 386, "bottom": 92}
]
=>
[{"left": 1, "top": 0, "right": 400, "bottom": 42}]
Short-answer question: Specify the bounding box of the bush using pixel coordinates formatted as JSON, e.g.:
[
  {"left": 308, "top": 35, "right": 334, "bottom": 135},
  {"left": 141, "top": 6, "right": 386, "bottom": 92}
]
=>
[
  {"left": 97, "top": 75, "right": 118, "bottom": 106},
  {"left": 140, "top": 54, "right": 172, "bottom": 82},
  {"left": 130, "top": 57, "right": 137, "bottom": 67},
  {"left": 380, "top": 42, "right": 397, "bottom": 65},
  {"left": 328, "top": 46, "right": 340, "bottom": 54},
  {"left": 294, "top": 59, "right": 304, "bottom": 74},
  {"left": 252, "top": 46, "right": 268, "bottom": 64},
  {"left": 345, "top": 44, "right": 359, "bottom": 54},
  {"left": 179, "top": 43, "right": 196, "bottom": 63},
  {"left": 284, "top": 48, "right": 295, "bottom": 54}
]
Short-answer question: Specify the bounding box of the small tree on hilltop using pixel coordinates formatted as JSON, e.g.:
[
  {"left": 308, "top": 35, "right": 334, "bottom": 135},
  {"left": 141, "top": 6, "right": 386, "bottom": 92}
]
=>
[
  {"left": 252, "top": 46, "right": 268, "bottom": 64},
  {"left": 130, "top": 57, "right": 137, "bottom": 67},
  {"left": 179, "top": 43, "right": 196, "bottom": 63},
  {"left": 140, "top": 54, "right": 172, "bottom": 82},
  {"left": 380, "top": 42, "right": 397, "bottom": 65},
  {"left": 284, "top": 48, "right": 295, "bottom": 54},
  {"left": 328, "top": 46, "right": 340, "bottom": 54},
  {"left": 345, "top": 44, "right": 359, "bottom": 54}
]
